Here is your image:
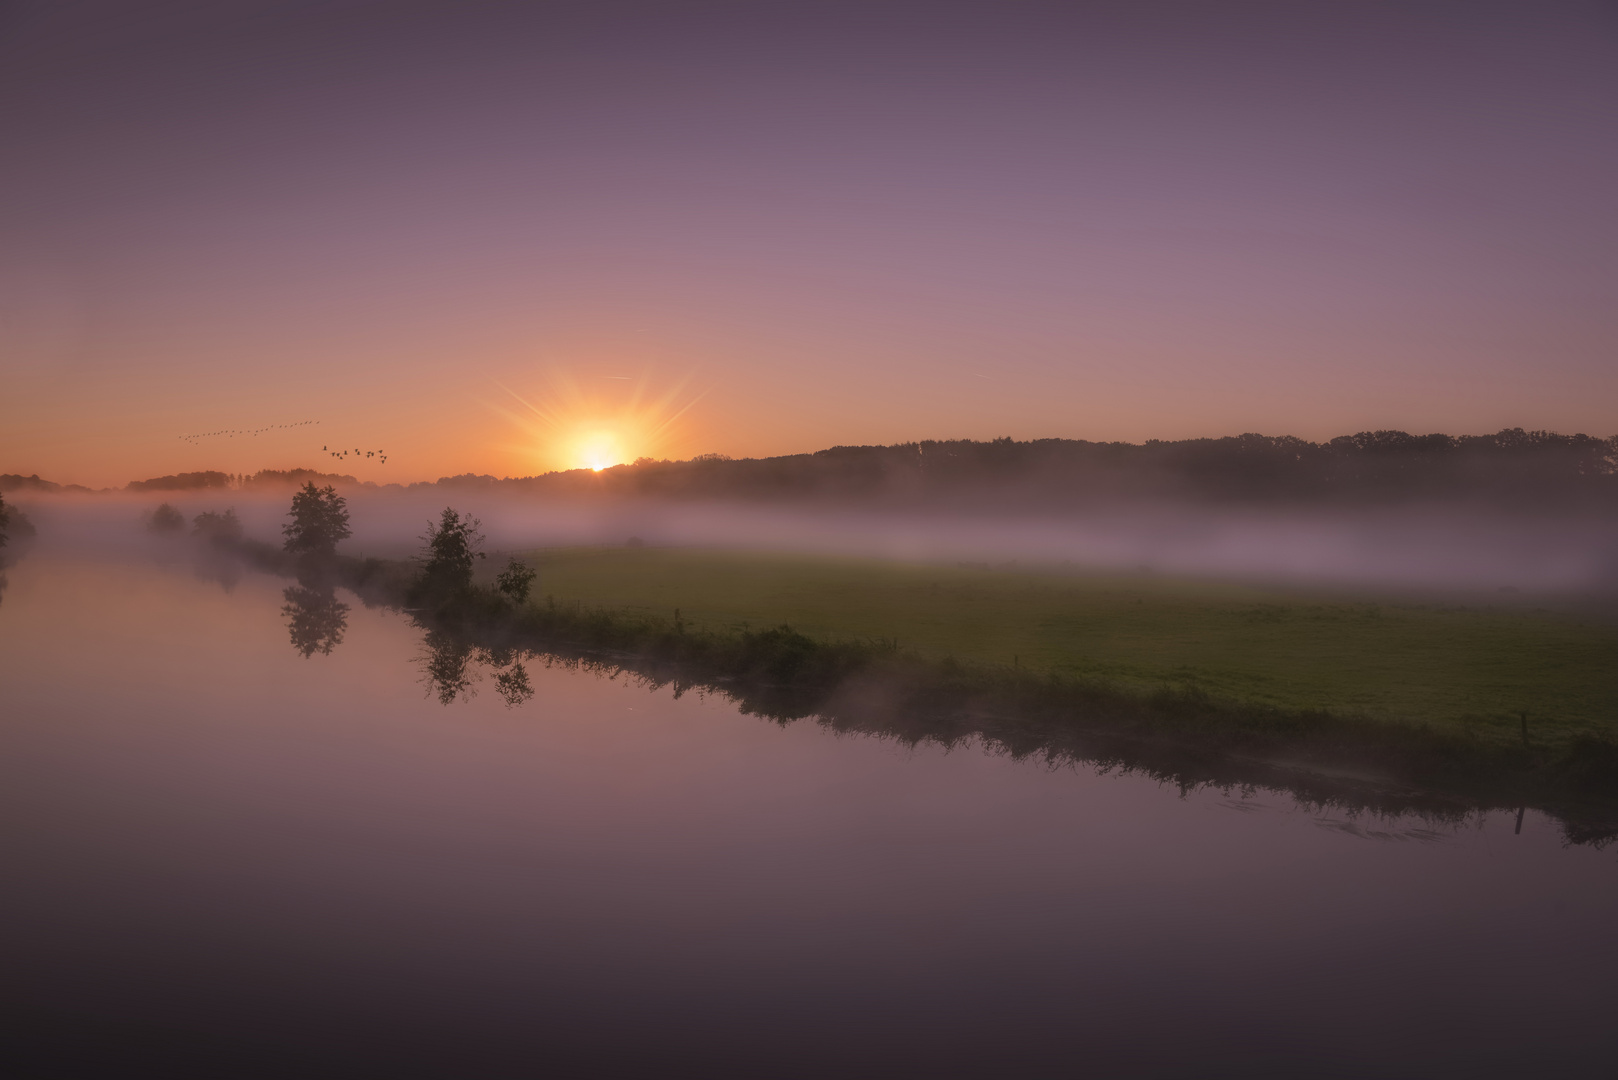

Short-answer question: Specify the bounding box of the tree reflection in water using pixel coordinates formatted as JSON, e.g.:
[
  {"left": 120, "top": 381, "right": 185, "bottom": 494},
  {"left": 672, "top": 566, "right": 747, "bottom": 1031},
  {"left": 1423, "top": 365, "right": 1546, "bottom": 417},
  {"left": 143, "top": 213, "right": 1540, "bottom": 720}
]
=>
[
  {"left": 282, "top": 557, "right": 350, "bottom": 658},
  {"left": 417, "top": 630, "right": 534, "bottom": 707},
  {"left": 419, "top": 626, "right": 475, "bottom": 704},
  {"left": 492, "top": 659, "right": 534, "bottom": 707},
  {"left": 283, "top": 585, "right": 350, "bottom": 657},
  {"left": 194, "top": 552, "right": 244, "bottom": 594},
  {"left": 483, "top": 645, "right": 535, "bottom": 707}
]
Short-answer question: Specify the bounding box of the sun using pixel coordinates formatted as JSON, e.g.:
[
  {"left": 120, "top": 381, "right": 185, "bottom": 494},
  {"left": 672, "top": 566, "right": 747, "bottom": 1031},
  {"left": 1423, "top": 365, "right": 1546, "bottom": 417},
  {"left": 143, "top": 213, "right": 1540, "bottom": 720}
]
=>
[
  {"left": 576, "top": 430, "right": 624, "bottom": 472},
  {"left": 488, "top": 368, "right": 705, "bottom": 474}
]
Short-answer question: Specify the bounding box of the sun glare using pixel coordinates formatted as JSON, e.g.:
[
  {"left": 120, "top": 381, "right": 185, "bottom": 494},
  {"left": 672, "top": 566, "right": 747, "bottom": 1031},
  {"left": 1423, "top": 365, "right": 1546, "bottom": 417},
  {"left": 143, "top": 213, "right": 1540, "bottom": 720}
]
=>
[
  {"left": 577, "top": 430, "right": 622, "bottom": 471},
  {"left": 489, "top": 369, "right": 705, "bottom": 475}
]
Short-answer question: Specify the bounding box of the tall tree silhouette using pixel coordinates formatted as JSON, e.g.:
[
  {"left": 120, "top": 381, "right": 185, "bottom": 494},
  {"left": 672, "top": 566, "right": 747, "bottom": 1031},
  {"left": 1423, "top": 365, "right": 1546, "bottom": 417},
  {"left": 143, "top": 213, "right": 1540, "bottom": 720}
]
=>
[
  {"left": 283, "top": 483, "right": 351, "bottom": 556},
  {"left": 417, "top": 507, "right": 485, "bottom": 598}
]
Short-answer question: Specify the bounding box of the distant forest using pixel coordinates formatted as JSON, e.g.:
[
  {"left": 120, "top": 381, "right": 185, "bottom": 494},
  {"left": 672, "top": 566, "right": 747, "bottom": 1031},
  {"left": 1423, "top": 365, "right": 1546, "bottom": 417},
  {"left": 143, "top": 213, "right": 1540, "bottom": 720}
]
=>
[
  {"left": 5, "top": 429, "right": 1616, "bottom": 508},
  {"left": 443, "top": 429, "right": 1618, "bottom": 508},
  {"left": 0, "top": 468, "right": 362, "bottom": 495}
]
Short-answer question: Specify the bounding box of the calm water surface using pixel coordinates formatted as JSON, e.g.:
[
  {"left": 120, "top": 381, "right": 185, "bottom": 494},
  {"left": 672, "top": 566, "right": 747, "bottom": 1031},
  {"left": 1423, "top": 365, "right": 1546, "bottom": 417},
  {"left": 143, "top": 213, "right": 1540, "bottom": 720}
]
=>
[{"left": 1, "top": 553, "right": 1615, "bottom": 1077}]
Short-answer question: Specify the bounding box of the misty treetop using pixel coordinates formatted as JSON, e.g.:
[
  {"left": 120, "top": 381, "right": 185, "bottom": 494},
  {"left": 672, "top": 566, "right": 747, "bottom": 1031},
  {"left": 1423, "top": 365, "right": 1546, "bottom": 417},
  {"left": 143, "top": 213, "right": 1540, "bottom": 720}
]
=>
[
  {"left": 283, "top": 482, "right": 352, "bottom": 556},
  {"left": 192, "top": 508, "right": 243, "bottom": 545},
  {"left": 147, "top": 503, "right": 186, "bottom": 534}
]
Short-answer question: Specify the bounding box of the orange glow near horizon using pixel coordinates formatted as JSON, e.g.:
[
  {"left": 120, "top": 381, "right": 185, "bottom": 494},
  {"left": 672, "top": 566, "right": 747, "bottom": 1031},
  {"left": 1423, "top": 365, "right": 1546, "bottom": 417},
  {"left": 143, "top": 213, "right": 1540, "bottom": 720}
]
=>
[{"left": 489, "top": 369, "right": 706, "bottom": 475}]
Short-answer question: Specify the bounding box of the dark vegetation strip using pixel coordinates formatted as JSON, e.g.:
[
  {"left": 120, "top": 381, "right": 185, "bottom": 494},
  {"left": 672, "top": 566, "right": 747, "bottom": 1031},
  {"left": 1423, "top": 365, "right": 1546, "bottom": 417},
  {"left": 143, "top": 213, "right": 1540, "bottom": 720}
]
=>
[
  {"left": 230, "top": 534, "right": 1618, "bottom": 846},
  {"left": 10, "top": 425, "right": 1617, "bottom": 505}
]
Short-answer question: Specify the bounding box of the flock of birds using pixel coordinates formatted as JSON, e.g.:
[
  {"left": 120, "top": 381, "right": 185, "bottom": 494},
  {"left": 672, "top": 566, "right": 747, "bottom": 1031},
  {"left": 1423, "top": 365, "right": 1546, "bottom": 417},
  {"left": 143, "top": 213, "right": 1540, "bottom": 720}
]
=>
[
  {"left": 179, "top": 419, "right": 319, "bottom": 445},
  {"left": 174, "top": 420, "right": 387, "bottom": 466},
  {"left": 326, "top": 446, "right": 388, "bottom": 464}
]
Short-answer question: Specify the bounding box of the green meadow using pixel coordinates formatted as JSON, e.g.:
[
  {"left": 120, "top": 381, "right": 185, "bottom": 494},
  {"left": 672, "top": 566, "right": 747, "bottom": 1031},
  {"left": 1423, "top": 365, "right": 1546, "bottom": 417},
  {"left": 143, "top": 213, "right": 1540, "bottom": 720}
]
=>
[{"left": 497, "top": 545, "right": 1618, "bottom": 749}]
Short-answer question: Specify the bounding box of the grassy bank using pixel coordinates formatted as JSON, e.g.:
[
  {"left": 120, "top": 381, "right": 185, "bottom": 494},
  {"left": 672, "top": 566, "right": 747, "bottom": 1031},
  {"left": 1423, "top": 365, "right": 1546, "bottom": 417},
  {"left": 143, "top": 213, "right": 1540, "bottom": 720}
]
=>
[
  {"left": 233, "top": 539, "right": 1618, "bottom": 833},
  {"left": 493, "top": 546, "right": 1618, "bottom": 753}
]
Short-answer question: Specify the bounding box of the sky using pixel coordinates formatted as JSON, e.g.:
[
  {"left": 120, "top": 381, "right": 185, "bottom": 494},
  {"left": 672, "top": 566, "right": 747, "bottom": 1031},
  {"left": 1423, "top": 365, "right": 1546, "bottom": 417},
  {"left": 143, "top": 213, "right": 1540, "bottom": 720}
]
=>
[{"left": 2, "top": 0, "right": 1615, "bottom": 487}]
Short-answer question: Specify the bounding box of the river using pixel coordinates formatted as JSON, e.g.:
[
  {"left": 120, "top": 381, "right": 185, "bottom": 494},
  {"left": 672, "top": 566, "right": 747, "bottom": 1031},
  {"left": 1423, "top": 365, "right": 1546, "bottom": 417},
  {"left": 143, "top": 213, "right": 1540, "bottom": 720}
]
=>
[{"left": 1, "top": 551, "right": 1614, "bottom": 1077}]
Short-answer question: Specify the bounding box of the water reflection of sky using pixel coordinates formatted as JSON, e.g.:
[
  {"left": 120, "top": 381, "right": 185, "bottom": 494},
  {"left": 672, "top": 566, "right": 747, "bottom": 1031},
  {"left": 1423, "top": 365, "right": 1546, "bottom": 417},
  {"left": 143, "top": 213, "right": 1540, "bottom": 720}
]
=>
[{"left": 1, "top": 553, "right": 1615, "bottom": 1076}]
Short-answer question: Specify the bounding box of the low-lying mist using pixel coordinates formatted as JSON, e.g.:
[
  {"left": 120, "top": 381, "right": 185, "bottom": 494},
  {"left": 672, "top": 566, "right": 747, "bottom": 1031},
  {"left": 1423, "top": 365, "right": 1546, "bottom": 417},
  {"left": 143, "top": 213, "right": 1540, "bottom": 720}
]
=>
[{"left": 10, "top": 485, "right": 1617, "bottom": 597}]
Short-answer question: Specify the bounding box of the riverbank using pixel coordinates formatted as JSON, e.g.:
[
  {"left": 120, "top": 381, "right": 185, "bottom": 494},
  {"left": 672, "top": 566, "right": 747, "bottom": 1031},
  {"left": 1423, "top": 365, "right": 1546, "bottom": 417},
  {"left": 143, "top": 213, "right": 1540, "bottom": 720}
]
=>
[
  {"left": 498, "top": 546, "right": 1618, "bottom": 749},
  {"left": 236, "top": 539, "right": 1618, "bottom": 837}
]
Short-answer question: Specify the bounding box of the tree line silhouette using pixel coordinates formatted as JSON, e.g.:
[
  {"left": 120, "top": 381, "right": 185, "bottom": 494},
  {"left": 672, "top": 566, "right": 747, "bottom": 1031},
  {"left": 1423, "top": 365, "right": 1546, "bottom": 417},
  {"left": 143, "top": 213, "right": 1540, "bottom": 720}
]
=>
[
  {"left": 125, "top": 469, "right": 361, "bottom": 493},
  {"left": 428, "top": 428, "right": 1618, "bottom": 508},
  {"left": 17, "top": 427, "right": 1615, "bottom": 507}
]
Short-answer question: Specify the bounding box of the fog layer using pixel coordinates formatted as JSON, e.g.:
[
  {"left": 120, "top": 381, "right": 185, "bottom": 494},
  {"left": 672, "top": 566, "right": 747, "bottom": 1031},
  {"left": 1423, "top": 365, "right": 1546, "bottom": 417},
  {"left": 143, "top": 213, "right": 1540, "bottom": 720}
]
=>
[{"left": 9, "top": 487, "right": 1617, "bottom": 596}]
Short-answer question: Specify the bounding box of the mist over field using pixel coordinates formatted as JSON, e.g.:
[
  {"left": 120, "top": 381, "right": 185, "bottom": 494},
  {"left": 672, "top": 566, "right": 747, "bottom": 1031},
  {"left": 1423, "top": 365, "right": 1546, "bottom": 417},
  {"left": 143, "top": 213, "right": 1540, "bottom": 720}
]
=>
[
  {"left": 6, "top": 430, "right": 1614, "bottom": 594},
  {"left": 11, "top": 484, "right": 1616, "bottom": 597}
]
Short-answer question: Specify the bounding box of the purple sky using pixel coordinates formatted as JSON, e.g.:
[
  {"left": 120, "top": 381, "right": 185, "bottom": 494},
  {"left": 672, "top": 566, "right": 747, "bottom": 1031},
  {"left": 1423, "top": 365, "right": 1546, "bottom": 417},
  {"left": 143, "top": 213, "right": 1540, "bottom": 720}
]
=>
[{"left": 3, "top": 1, "right": 1615, "bottom": 485}]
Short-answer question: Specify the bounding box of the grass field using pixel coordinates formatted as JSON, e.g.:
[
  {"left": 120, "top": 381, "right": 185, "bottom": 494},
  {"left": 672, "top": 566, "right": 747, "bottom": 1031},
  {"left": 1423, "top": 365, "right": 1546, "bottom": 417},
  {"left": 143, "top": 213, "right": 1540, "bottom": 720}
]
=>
[{"left": 495, "top": 545, "right": 1618, "bottom": 748}]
